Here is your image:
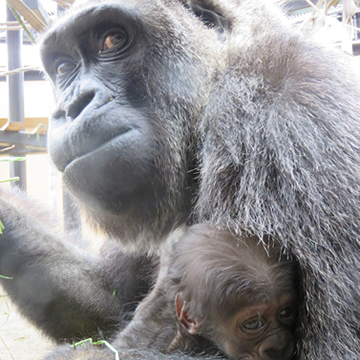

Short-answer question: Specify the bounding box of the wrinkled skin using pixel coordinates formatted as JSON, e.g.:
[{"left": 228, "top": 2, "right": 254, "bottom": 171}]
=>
[{"left": 1, "top": 0, "right": 360, "bottom": 359}]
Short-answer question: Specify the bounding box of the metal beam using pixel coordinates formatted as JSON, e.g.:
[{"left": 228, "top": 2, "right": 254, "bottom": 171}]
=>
[{"left": 0, "top": 131, "right": 47, "bottom": 152}]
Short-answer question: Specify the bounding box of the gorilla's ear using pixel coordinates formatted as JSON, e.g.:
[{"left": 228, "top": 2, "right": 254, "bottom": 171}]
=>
[
  {"left": 175, "top": 294, "right": 200, "bottom": 335},
  {"left": 190, "top": 1, "right": 230, "bottom": 40}
]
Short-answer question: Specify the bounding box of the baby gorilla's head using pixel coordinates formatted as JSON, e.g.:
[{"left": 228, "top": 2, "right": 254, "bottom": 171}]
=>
[{"left": 167, "top": 224, "right": 299, "bottom": 360}]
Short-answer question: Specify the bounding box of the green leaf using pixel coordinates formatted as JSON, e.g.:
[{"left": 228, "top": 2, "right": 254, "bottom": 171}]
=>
[
  {"left": 72, "top": 338, "right": 119, "bottom": 360},
  {"left": 0, "top": 177, "right": 19, "bottom": 183},
  {"left": 0, "top": 157, "right": 25, "bottom": 162},
  {"left": 0, "top": 275, "right": 13, "bottom": 280}
]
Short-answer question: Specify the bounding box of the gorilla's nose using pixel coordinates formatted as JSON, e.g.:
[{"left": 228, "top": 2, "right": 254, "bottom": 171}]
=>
[
  {"left": 258, "top": 331, "right": 295, "bottom": 360},
  {"left": 65, "top": 91, "right": 95, "bottom": 120}
]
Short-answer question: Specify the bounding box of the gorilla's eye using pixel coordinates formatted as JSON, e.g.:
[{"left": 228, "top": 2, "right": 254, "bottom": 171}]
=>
[
  {"left": 278, "top": 305, "right": 296, "bottom": 323},
  {"left": 102, "top": 31, "right": 126, "bottom": 51},
  {"left": 56, "top": 61, "right": 76, "bottom": 75},
  {"left": 242, "top": 318, "right": 266, "bottom": 332},
  {"left": 279, "top": 306, "right": 292, "bottom": 319},
  {"left": 279, "top": 305, "right": 295, "bottom": 320}
]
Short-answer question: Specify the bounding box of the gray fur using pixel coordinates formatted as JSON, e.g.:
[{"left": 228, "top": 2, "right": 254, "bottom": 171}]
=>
[
  {"left": 0, "top": 187, "right": 156, "bottom": 341},
  {"left": 0, "top": 0, "right": 360, "bottom": 359},
  {"left": 197, "top": 1, "right": 360, "bottom": 358}
]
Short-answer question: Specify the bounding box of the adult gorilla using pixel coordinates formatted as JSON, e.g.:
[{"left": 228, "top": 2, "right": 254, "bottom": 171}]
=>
[{"left": 0, "top": 0, "right": 360, "bottom": 359}]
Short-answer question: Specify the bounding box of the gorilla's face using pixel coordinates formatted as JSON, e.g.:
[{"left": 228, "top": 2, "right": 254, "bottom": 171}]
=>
[
  {"left": 42, "top": 4, "right": 155, "bottom": 216},
  {"left": 40, "top": 0, "right": 220, "bottom": 243}
]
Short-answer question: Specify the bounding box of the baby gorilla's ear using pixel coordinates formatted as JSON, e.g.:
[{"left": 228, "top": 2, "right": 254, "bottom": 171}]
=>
[{"left": 175, "top": 294, "right": 200, "bottom": 335}]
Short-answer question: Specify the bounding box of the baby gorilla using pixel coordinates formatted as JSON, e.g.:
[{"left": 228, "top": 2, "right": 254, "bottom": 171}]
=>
[{"left": 116, "top": 224, "right": 299, "bottom": 360}]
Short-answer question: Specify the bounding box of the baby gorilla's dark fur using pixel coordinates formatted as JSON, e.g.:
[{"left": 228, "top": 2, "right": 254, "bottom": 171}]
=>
[{"left": 115, "top": 225, "right": 299, "bottom": 360}]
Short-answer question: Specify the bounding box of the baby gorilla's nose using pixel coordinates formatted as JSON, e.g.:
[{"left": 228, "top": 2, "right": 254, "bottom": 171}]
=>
[{"left": 258, "top": 331, "right": 295, "bottom": 360}]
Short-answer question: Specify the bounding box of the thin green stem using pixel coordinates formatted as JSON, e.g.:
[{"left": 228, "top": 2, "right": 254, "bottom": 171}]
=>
[{"left": 72, "top": 338, "right": 120, "bottom": 360}]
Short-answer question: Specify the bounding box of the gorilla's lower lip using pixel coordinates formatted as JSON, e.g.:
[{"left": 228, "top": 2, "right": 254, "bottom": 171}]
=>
[{"left": 63, "top": 127, "right": 134, "bottom": 172}]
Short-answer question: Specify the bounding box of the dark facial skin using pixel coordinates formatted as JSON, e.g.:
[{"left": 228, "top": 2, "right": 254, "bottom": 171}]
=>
[
  {"left": 217, "top": 294, "right": 297, "bottom": 360},
  {"left": 175, "top": 292, "right": 298, "bottom": 360},
  {"left": 176, "top": 289, "right": 297, "bottom": 360}
]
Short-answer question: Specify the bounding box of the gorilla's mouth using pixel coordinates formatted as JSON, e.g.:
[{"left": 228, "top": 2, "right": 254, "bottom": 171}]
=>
[
  {"left": 61, "top": 124, "right": 155, "bottom": 216},
  {"left": 63, "top": 127, "right": 135, "bottom": 173}
]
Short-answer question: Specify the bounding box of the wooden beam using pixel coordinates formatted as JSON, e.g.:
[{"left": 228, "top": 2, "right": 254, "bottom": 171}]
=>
[
  {"left": 7, "top": 0, "right": 47, "bottom": 33},
  {"left": 0, "top": 117, "right": 48, "bottom": 133},
  {"left": 1, "top": 122, "right": 25, "bottom": 132}
]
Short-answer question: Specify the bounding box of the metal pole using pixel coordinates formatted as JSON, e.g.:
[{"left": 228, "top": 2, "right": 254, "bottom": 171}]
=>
[
  {"left": 6, "top": 3, "right": 27, "bottom": 190},
  {"left": 354, "top": 13, "right": 360, "bottom": 41},
  {"left": 10, "top": 161, "right": 27, "bottom": 190}
]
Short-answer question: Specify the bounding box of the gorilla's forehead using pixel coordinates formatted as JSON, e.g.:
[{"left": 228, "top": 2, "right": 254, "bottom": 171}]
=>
[
  {"left": 41, "top": 2, "right": 140, "bottom": 50},
  {"left": 40, "top": 0, "right": 193, "bottom": 53}
]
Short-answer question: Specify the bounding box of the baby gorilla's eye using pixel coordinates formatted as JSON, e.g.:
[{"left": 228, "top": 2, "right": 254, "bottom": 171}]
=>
[
  {"left": 242, "top": 318, "right": 265, "bottom": 332},
  {"left": 279, "top": 306, "right": 292, "bottom": 319},
  {"left": 278, "top": 305, "right": 296, "bottom": 324},
  {"left": 56, "top": 61, "right": 76, "bottom": 75},
  {"left": 103, "top": 32, "right": 125, "bottom": 50}
]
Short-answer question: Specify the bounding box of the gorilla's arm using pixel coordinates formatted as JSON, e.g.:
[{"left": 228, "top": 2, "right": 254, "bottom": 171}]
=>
[
  {"left": 0, "top": 188, "right": 155, "bottom": 342},
  {"left": 41, "top": 259, "right": 218, "bottom": 360}
]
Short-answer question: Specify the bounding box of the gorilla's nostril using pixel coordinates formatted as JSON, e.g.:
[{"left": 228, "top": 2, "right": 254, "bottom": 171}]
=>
[
  {"left": 52, "top": 109, "right": 66, "bottom": 120},
  {"left": 66, "top": 92, "right": 95, "bottom": 120}
]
